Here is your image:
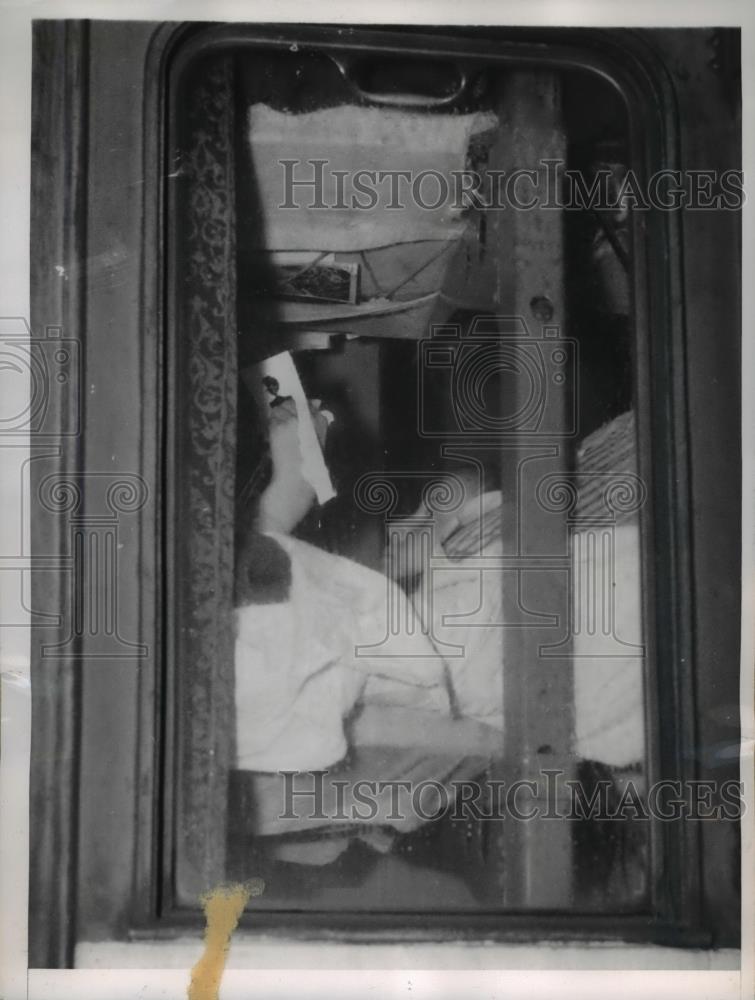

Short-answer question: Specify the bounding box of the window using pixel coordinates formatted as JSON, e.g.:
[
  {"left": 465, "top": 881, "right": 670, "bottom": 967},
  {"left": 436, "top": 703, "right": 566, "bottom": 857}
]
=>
[
  {"left": 169, "top": 30, "right": 651, "bottom": 923},
  {"left": 28, "top": 21, "right": 741, "bottom": 965}
]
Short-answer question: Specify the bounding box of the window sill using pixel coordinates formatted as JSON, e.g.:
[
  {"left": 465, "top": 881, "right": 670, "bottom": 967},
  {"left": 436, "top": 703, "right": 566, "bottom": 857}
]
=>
[{"left": 74, "top": 937, "right": 740, "bottom": 971}]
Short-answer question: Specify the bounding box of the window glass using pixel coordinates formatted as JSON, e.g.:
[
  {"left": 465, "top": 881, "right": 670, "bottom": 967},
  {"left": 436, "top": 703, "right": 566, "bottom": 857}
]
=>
[{"left": 176, "top": 46, "right": 649, "bottom": 916}]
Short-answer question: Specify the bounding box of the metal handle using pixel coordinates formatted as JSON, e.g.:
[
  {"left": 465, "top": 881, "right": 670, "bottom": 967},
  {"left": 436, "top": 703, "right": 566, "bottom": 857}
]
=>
[{"left": 330, "top": 54, "right": 470, "bottom": 109}]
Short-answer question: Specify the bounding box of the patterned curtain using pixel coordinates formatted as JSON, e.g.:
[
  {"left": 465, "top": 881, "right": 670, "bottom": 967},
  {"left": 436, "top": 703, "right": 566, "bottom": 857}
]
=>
[{"left": 173, "top": 54, "right": 238, "bottom": 901}]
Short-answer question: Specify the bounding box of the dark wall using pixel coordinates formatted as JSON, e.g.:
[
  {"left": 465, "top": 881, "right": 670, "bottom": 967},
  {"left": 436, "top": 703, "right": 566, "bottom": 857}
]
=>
[{"left": 652, "top": 27, "right": 742, "bottom": 946}]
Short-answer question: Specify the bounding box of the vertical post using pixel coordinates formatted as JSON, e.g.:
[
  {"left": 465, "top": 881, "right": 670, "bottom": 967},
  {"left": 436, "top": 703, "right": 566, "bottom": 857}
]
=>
[
  {"left": 29, "top": 20, "right": 88, "bottom": 968},
  {"left": 494, "top": 72, "right": 576, "bottom": 908}
]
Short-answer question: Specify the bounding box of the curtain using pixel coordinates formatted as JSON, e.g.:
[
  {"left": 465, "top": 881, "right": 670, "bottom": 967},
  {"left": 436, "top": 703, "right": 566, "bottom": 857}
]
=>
[{"left": 174, "top": 53, "right": 238, "bottom": 901}]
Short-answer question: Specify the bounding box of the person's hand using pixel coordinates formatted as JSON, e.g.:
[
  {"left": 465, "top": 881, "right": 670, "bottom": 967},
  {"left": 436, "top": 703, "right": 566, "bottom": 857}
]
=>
[
  {"left": 257, "top": 398, "right": 317, "bottom": 534},
  {"left": 384, "top": 494, "right": 460, "bottom": 584},
  {"left": 384, "top": 472, "right": 492, "bottom": 580}
]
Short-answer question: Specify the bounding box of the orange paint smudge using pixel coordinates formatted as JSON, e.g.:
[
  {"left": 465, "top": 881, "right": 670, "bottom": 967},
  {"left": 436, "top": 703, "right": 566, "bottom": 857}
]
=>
[{"left": 187, "top": 878, "right": 265, "bottom": 1000}]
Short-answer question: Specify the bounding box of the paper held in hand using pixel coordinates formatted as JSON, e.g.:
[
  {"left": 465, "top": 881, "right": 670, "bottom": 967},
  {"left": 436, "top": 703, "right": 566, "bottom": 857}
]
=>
[{"left": 241, "top": 350, "right": 337, "bottom": 506}]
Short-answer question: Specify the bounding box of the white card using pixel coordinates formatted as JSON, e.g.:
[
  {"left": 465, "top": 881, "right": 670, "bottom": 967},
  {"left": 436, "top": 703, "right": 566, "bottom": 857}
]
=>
[{"left": 241, "top": 351, "right": 336, "bottom": 505}]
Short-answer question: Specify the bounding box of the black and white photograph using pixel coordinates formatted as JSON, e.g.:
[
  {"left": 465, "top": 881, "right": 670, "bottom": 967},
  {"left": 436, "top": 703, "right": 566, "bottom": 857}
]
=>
[{"left": 0, "top": 5, "right": 752, "bottom": 999}]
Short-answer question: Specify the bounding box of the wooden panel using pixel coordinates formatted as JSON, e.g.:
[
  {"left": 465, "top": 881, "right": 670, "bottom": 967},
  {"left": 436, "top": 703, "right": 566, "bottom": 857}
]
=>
[
  {"left": 74, "top": 19, "right": 163, "bottom": 944},
  {"left": 658, "top": 29, "right": 742, "bottom": 945},
  {"left": 28, "top": 20, "right": 88, "bottom": 968}
]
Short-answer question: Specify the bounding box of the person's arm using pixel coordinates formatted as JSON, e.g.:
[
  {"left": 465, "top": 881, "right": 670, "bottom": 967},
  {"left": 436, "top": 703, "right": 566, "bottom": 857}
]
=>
[{"left": 257, "top": 397, "right": 330, "bottom": 534}]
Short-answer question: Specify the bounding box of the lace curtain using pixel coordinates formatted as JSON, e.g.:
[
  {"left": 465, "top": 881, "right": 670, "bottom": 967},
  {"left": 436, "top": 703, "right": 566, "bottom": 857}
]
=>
[{"left": 173, "top": 54, "right": 238, "bottom": 901}]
